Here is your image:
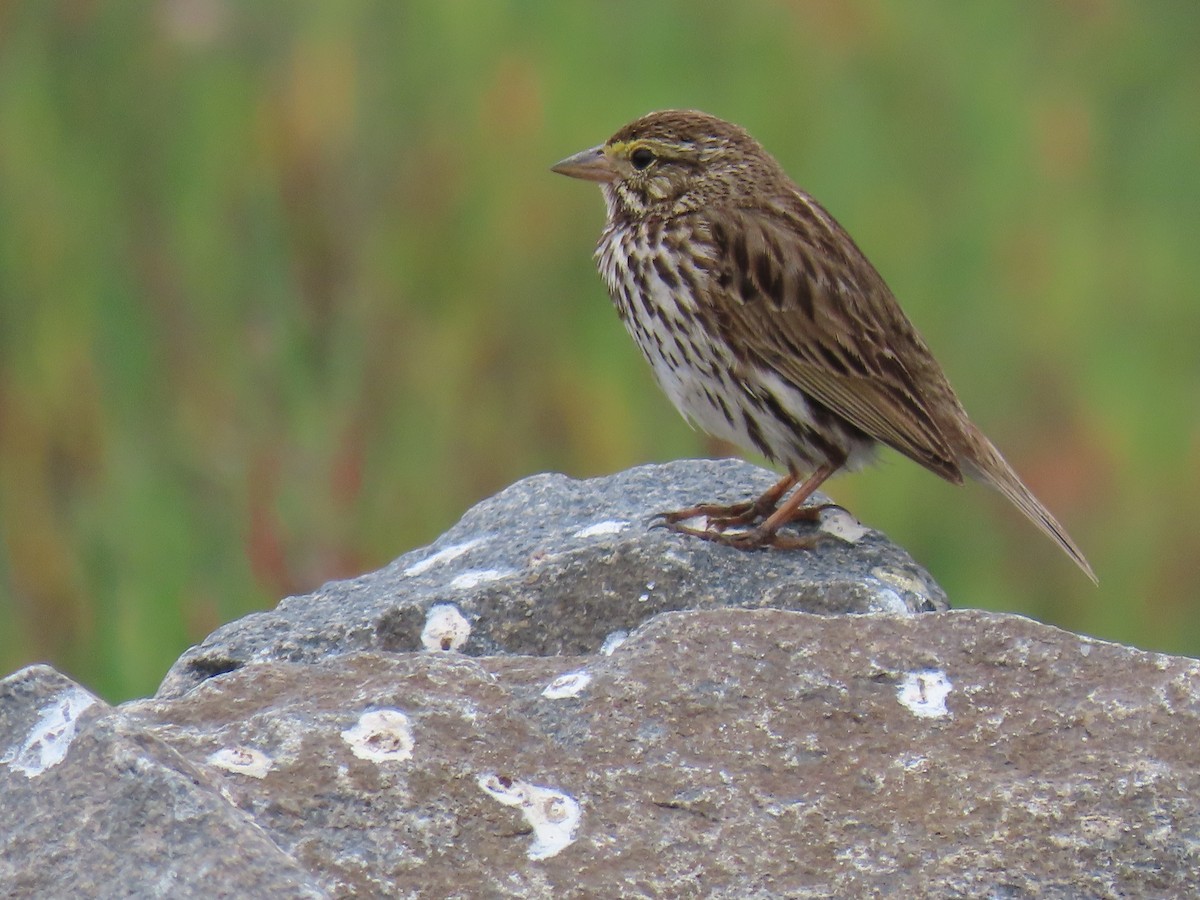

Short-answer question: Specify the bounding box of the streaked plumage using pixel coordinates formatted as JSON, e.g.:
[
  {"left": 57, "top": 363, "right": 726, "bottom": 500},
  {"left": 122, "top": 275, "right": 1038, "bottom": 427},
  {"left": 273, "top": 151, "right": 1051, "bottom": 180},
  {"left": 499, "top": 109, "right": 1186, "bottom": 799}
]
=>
[{"left": 553, "top": 109, "right": 1095, "bottom": 582}]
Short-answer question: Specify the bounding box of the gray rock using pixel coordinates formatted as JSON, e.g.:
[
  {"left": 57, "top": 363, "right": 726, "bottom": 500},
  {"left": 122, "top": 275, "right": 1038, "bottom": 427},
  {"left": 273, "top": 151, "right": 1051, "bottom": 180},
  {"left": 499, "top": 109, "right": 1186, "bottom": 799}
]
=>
[
  {"left": 5, "top": 461, "right": 1194, "bottom": 898},
  {"left": 160, "top": 460, "right": 946, "bottom": 700},
  {"left": 6, "top": 612, "right": 1200, "bottom": 898},
  {"left": 0, "top": 665, "right": 327, "bottom": 899}
]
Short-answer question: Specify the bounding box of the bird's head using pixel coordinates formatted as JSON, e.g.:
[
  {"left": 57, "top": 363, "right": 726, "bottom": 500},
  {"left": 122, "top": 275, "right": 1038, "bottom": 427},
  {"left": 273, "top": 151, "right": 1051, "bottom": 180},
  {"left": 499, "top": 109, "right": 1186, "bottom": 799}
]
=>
[{"left": 552, "top": 110, "right": 781, "bottom": 221}]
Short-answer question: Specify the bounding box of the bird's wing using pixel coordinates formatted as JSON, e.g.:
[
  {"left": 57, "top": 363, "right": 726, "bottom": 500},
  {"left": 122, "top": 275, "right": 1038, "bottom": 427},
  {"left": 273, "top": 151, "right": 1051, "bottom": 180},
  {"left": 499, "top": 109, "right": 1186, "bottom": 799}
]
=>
[{"left": 701, "top": 204, "right": 964, "bottom": 483}]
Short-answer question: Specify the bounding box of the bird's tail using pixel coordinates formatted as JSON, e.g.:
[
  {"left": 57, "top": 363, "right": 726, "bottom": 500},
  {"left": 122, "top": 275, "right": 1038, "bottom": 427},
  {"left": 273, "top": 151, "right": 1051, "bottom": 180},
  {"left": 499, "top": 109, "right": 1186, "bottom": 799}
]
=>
[{"left": 960, "top": 424, "right": 1097, "bottom": 584}]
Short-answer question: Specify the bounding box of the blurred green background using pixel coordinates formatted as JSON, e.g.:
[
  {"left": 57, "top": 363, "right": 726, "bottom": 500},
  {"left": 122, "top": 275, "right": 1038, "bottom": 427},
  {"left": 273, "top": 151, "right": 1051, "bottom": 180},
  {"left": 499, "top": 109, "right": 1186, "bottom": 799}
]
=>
[{"left": 1, "top": 1, "right": 1197, "bottom": 702}]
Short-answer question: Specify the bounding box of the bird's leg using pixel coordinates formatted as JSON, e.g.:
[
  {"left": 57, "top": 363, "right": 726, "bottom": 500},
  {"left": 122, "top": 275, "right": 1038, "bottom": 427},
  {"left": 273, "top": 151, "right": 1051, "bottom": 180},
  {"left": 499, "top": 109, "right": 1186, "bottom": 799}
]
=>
[
  {"left": 666, "top": 460, "right": 842, "bottom": 550},
  {"left": 652, "top": 470, "right": 798, "bottom": 530}
]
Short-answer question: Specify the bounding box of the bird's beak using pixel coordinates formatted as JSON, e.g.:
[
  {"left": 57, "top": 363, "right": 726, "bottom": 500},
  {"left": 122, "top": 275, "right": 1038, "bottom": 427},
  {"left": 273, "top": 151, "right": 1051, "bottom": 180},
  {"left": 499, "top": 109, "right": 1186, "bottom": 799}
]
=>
[{"left": 551, "top": 144, "right": 617, "bottom": 183}]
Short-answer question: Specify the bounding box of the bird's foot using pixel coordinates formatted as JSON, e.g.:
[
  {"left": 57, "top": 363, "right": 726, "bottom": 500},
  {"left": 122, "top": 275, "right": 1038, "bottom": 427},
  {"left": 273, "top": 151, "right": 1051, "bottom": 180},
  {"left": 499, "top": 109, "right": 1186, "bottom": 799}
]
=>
[
  {"left": 653, "top": 502, "right": 837, "bottom": 550},
  {"left": 650, "top": 498, "right": 769, "bottom": 531},
  {"left": 662, "top": 520, "right": 822, "bottom": 551},
  {"left": 650, "top": 472, "right": 807, "bottom": 531}
]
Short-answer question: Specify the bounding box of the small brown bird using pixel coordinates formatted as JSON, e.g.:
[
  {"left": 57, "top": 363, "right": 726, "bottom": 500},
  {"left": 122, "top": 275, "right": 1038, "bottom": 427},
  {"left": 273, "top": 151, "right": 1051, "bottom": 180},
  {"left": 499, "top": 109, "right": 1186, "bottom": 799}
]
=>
[{"left": 552, "top": 110, "right": 1095, "bottom": 582}]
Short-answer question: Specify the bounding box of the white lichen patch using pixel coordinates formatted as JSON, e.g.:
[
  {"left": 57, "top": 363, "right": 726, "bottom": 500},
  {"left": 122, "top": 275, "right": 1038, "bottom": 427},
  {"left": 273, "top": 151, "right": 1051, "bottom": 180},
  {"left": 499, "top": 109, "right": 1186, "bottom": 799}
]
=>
[
  {"left": 573, "top": 520, "right": 629, "bottom": 539},
  {"left": 897, "top": 670, "right": 953, "bottom": 719},
  {"left": 403, "top": 538, "right": 485, "bottom": 577},
  {"left": 421, "top": 603, "right": 471, "bottom": 651},
  {"left": 449, "top": 568, "right": 512, "bottom": 590},
  {"left": 541, "top": 670, "right": 592, "bottom": 699},
  {"left": 818, "top": 506, "right": 870, "bottom": 543},
  {"left": 600, "top": 630, "right": 628, "bottom": 656},
  {"left": 2, "top": 685, "right": 97, "bottom": 778},
  {"left": 207, "top": 745, "right": 273, "bottom": 779},
  {"left": 872, "top": 567, "right": 932, "bottom": 596},
  {"left": 477, "top": 773, "right": 581, "bottom": 860},
  {"left": 341, "top": 709, "right": 414, "bottom": 762}
]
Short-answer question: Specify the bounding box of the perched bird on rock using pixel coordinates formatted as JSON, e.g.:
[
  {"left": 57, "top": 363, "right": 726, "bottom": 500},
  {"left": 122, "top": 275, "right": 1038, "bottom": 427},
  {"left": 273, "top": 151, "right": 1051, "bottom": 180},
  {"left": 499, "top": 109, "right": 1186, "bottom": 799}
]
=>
[{"left": 553, "top": 109, "right": 1095, "bottom": 582}]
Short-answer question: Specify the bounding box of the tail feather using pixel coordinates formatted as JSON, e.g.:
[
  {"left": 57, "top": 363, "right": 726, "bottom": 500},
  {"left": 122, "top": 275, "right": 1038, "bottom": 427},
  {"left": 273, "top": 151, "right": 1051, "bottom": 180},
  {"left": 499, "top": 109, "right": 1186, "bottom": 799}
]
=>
[{"left": 960, "top": 428, "right": 1097, "bottom": 584}]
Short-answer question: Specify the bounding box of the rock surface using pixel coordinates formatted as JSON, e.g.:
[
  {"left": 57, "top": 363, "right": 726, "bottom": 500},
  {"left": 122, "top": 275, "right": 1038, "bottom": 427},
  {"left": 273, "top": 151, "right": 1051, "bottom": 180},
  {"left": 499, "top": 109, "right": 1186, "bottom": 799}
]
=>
[
  {"left": 2, "top": 461, "right": 1196, "bottom": 898},
  {"left": 160, "top": 459, "right": 945, "bottom": 700}
]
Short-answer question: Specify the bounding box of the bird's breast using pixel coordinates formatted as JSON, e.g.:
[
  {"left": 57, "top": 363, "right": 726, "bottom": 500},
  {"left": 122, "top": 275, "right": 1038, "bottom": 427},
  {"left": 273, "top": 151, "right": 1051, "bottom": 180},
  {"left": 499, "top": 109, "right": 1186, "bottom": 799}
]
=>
[
  {"left": 592, "top": 219, "right": 878, "bottom": 472},
  {"left": 595, "top": 222, "right": 748, "bottom": 444}
]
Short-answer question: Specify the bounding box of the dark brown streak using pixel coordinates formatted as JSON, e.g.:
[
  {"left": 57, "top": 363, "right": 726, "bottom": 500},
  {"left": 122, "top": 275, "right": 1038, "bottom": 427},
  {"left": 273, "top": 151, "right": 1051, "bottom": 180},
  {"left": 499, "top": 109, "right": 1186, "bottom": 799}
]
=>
[
  {"left": 790, "top": 269, "right": 817, "bottom": 321},
  {"left": 753, "top": 251, "right": 785, "bottom": 309},
  {"left": 740, "top": 409, "right": 773, "bottom": 460},
  {"left": 652, "top": 255, "right": 680, "bottom": 290}
]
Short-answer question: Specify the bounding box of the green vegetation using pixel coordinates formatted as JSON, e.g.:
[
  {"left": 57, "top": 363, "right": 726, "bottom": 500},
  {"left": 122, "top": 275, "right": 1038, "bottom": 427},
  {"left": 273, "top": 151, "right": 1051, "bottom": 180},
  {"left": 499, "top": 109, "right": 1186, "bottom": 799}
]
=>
[{"left": 1, "top": 1, "right": 1197, "bottom": 700}]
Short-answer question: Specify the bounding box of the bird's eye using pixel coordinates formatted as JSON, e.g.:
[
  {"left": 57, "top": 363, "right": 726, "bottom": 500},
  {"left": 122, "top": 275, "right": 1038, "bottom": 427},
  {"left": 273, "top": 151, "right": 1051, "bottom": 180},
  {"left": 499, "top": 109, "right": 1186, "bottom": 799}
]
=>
[{"left": 630, "top": 147, "right": 655, "bottom": 170}]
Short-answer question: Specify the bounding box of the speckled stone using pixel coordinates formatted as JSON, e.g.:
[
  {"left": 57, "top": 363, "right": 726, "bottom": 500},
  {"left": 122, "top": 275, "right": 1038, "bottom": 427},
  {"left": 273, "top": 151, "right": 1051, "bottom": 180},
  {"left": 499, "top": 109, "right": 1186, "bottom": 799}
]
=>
[
  {"left": 11, "top": 461, "right": 1186, "bottom": 898},
  {"left": 0, "top": 666, "right": 327, "bottom": 899},
  {"left": 159, "top": 459, "right": 946, "bottom": 699},
  {"left": 6, "top": 611, "right": 1200, "bottom": 897}
]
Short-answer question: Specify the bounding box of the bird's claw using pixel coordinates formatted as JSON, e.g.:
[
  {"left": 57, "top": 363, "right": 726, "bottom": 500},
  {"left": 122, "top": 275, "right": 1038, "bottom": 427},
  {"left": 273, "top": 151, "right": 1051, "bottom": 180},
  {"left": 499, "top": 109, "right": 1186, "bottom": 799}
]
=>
[
  {"left": 649, "top": 500, "right": 761, "bottom": 528},
  {"left": 659, "top": 520, "right": 820, "bottom": 552}
]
